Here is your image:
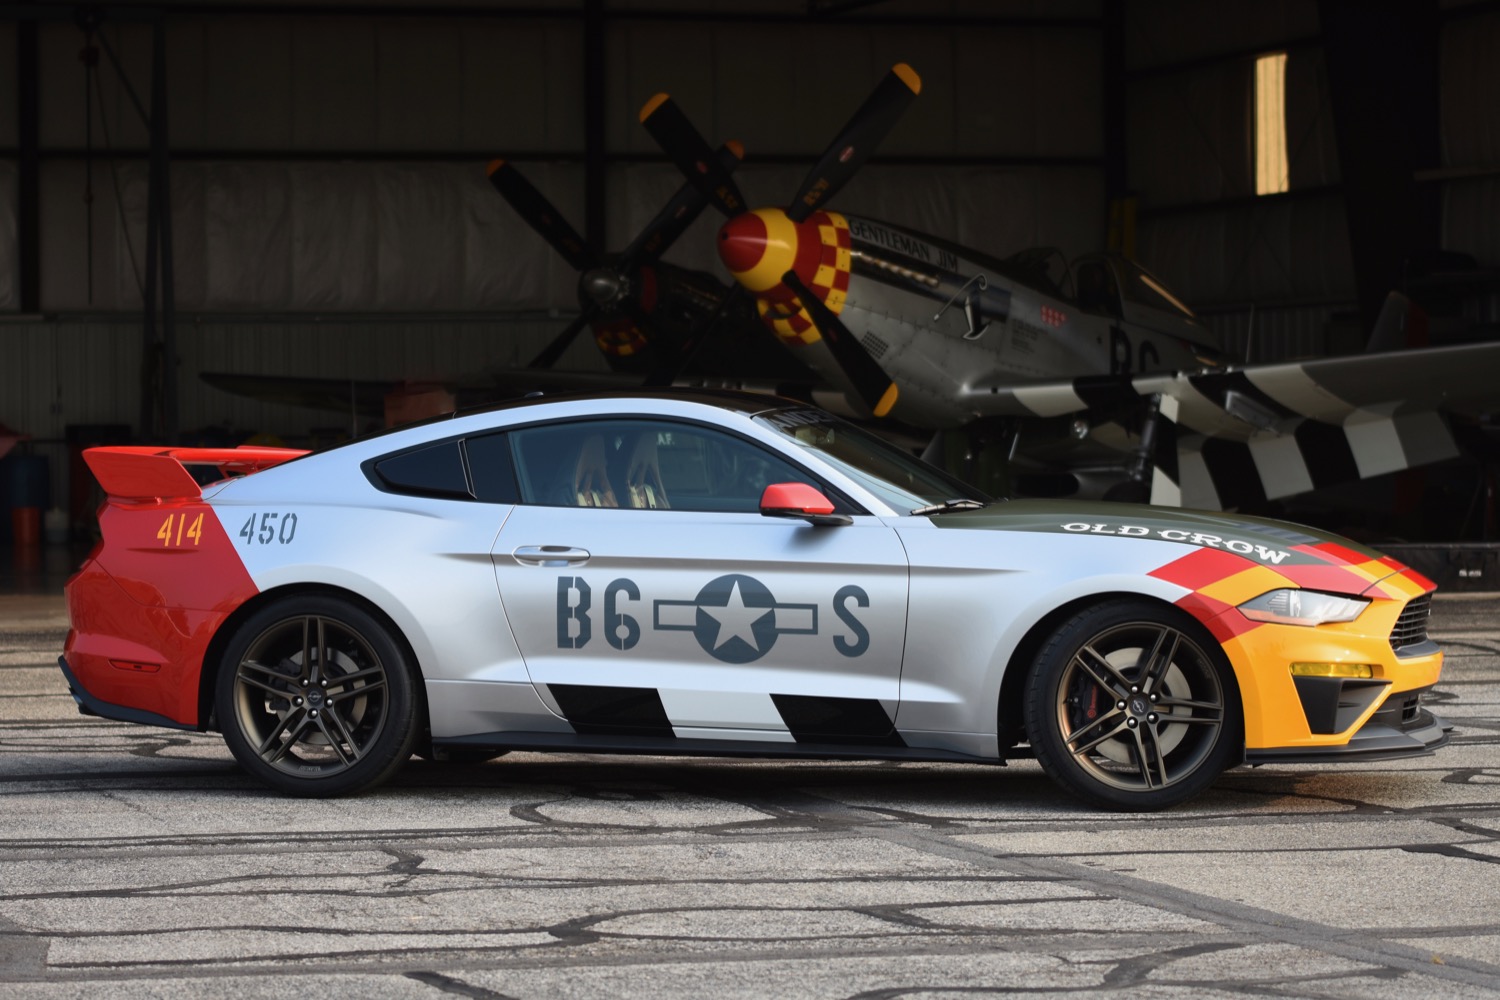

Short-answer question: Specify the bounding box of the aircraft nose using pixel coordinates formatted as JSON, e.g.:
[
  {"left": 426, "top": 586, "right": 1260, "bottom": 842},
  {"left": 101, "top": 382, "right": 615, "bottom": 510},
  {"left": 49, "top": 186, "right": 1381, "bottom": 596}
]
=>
[
  {"left": 718, "top": 212, "right": 768, "bottom": 274},
  {"left": 580, "top": 268, "right": 624, "bottom": 306},
  {"left": 717, "top": 208, "right": 798, "bottom": 293}
]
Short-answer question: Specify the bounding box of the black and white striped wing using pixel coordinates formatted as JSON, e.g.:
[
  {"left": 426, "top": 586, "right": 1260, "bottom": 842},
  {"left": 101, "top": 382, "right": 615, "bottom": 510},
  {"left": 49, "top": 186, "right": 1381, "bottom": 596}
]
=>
[{"left": 962, "top": 341, "right": 1500, "bottom": 510}]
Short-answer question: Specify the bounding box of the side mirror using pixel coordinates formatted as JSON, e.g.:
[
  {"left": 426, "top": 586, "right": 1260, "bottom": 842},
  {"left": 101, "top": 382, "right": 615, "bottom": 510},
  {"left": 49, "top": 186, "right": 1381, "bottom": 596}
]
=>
[{"left": 759, "top": 482, "right": 852, "bottom": 527}]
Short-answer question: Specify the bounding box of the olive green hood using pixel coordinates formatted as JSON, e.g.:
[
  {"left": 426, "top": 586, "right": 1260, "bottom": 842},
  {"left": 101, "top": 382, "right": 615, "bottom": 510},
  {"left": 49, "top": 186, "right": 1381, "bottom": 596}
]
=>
[{"left": 928, "top": 499, "right": 1389, "bottom": 571}]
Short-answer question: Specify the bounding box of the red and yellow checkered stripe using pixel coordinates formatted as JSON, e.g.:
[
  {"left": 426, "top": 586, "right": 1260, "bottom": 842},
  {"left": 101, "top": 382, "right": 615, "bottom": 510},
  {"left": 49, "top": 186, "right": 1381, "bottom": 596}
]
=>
[
  {"left": 1148, "top": 542, "right": 1439, "bottom": 749},
  {"left": 594, "top": 320, "right": 649, "bottom": 358},
  {"left": 1149, "top": 541, "right": 1435, "bottom": 643},
  {"left": 755, "top": 212, "right": 853, "bottom": 347}
]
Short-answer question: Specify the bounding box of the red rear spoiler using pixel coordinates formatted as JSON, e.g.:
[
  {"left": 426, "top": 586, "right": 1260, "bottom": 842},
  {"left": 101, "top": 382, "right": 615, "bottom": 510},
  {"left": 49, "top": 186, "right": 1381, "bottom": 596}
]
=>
[{"left": 83, "top": 446, "right": 310, "bottom": 502}]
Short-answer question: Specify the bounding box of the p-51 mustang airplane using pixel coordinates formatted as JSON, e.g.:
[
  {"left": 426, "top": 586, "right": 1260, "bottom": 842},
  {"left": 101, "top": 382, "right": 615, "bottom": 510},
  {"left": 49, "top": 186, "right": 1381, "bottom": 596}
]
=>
[
  {"left": 629, "top": 62, "right": 1500, "bottom": 510},
  {"left": 207, "top": 62, "right": 1500, "bottom": 512}
]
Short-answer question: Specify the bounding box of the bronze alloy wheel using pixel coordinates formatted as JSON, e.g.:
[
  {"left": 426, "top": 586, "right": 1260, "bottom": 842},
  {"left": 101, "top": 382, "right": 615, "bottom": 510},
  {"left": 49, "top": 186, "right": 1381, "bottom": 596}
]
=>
[
  {"left": 1025, "top": 599, "right": 1242, "bottom": 810},
  {"left": 216, "top": 595, "right": 418, "bottom": 796}
]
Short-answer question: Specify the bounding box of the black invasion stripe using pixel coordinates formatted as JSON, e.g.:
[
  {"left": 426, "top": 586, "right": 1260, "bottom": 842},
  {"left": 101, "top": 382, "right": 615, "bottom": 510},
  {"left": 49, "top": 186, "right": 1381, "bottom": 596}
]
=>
[
  {"left": 546, "top": 685, "right": 675, "bottom": 738},
  {"left": 1152, "top": 411, "right": 1180, "bottom": 483},
  {"left": 1199, "top": 438, "right": 1267, "bottom": 508},
  {"left": 770, "top": 694, "right": 906, "bottom": 747},
  {"left": 1072, "top": 375, "right": 1142, "bottom": 414},
  {"left": 1190, "top": 371, "right": 1299, "bottom": 422},
  {"left": 1294, "top": 420, "right": 1361, "bottom": 489}
]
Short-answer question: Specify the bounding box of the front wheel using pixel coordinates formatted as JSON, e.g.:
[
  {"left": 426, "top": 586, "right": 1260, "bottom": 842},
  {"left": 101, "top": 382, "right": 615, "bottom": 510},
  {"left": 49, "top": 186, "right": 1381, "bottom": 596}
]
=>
[
  {"left": 215, "top": 594, "right": 419, "bottom": 796},
  {"left": 1023, "top": 599, "right": 1242, "bottom": 810}
]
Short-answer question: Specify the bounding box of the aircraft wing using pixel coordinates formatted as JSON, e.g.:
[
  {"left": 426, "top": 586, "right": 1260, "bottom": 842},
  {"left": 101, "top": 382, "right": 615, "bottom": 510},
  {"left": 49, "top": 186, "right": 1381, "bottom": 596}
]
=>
[
  {"left": 201, "top": 369, "right": 649, "bottom": 417},
  {"left": 200, "top": 373, "right": 397, "bottom": 417},
  {"left": 959, "top": 341, "right": 1500, "bottom": 509}
]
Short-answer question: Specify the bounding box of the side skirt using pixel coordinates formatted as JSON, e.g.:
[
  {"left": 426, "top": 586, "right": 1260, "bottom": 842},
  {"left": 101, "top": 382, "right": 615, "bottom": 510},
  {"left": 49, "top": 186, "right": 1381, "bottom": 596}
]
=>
[{"left": 433, "top": 730, "right": 1008, "bottom": 765}]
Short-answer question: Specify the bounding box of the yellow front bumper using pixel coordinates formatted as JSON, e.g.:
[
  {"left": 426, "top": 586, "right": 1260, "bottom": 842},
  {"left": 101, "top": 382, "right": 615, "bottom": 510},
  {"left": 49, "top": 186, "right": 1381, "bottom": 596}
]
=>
[{"left": 1215, "top": 595, "right": 1446, "bottom": 757}]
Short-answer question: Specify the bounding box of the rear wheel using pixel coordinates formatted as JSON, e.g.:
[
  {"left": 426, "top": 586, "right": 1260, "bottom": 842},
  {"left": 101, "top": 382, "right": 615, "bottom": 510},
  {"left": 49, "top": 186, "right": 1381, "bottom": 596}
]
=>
[
  {"left": 215, "top": 595, "right": 418, "bottom": 796},
  {"left": 1023, "top": 599, "right": 1241, "bottom": 810}
]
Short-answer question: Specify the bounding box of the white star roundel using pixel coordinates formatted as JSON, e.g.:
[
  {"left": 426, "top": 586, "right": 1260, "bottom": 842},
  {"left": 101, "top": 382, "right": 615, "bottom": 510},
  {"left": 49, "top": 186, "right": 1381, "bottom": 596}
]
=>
[
  {"left": 652, "top": 574, "right": 820, "bottom": 664},
  {"left": 693, "top": 575, "right": 780, "bottom": 663}
]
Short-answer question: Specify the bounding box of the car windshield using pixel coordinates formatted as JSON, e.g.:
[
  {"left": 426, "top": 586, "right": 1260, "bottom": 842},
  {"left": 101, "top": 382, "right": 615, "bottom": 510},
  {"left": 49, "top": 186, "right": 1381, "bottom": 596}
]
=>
[{"left": 754, "top": 408, "right": 989, "bottom": 512}]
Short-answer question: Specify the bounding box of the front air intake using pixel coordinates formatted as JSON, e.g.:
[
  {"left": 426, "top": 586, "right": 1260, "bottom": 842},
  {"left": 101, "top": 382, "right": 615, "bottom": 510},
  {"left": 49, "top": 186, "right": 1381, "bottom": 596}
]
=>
[{"left": 1389, "top": 594, "right": 1432, "bottom": 654}]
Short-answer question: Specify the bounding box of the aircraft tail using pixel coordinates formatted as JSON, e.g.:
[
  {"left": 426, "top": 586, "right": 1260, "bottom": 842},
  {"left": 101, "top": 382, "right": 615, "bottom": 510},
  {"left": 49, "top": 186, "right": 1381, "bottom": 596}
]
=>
[{"left": 1366, "top": 291, "right": 1428, "bottom": 353}]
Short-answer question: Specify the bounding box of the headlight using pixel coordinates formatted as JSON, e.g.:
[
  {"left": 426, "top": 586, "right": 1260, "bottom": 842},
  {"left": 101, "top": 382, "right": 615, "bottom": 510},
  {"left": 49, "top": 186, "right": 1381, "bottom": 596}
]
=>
[{"left": 1238, "top": 589, "right": 1369, "bottom": 626}]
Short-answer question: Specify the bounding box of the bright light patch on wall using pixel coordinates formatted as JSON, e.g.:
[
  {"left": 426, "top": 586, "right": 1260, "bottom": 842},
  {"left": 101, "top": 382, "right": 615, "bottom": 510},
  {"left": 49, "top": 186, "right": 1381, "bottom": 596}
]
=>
[{"left": 1255, "top": 53, "right": 1289, "bottom": 195}]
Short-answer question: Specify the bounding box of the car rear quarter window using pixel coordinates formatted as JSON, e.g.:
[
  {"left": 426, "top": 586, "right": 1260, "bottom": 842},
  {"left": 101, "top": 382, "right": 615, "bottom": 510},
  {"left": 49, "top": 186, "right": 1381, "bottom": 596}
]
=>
[{"left": 371, "top": 440, "right": 471, "bottom": 499}]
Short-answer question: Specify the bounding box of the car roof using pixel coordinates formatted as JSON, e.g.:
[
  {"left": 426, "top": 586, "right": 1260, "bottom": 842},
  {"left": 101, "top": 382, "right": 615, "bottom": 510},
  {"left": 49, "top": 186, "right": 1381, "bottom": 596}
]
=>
[
  {"left": 316, "top": 387, "right": 811, "bottom": 457},
  {"left": 451, "top": 387, "right": 800, "bottom": 421}
]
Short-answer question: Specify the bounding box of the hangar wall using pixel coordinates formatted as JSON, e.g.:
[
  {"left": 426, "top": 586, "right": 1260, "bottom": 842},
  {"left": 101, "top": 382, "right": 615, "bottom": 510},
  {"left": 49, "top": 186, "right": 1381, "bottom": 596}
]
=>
[
  {"left": 2, "top": 0, "right": 1497, "bottom": 515},
  {"left": 1128, "top": 0, "right": 1500, "bottom": 361},
  {"left": 11, "top": 9, "right": 1107, "bottom": 315},
  {"left": 1442, "top": 6, "right": 1500, "bottom": 268},
  {"left": 0, "top": 1, "right": 1108, "bottom": 511}
]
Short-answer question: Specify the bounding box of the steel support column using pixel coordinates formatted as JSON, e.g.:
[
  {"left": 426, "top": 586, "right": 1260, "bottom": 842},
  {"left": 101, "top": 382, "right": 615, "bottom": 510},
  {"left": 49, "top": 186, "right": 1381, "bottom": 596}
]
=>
[
  {"left": 1102, "top": 0, "right": 1132, "bottom": 258},
  {"left": 139, "top": 17, "right": 177, "bottom": 440},
  {"left": 583, "top": 0, "right": 606, "bottom": 255}
]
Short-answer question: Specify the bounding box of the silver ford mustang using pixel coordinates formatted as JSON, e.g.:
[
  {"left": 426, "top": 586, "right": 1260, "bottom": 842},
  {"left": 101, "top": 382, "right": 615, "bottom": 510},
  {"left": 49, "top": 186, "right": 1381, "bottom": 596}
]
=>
[{"left": 61, "top": 390, "right": 1447, "bottom": 809}]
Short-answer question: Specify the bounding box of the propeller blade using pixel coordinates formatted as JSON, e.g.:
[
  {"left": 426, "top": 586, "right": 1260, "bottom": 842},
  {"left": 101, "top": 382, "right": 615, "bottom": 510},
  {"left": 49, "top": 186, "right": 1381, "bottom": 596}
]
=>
[
  {"left": 785, "top": 63, "right": 921, "bottom": 224},
  {"left": 781, "top": 269, "right": 898, "bottom": 417},
  {"left": 620, "top": 141, "right": 746, "bottom": 268},
  {"left": 527, "top": 309, "right": 596, "bottom": 369},
  {"left": 486, "top": 159, "right": 599, "bottom": 272},
  {"left": 639, "top": 94, "right": 747, "bottom": 218}
]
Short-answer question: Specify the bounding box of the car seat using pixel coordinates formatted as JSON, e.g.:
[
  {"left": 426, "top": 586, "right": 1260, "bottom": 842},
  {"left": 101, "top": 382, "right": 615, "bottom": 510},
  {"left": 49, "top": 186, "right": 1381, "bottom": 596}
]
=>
[
  {"left": 573, "top": 435, "right": 619, "bottom": 508},
  {"left": 625, "top": 433, "right": 669, "bottom": 509}
]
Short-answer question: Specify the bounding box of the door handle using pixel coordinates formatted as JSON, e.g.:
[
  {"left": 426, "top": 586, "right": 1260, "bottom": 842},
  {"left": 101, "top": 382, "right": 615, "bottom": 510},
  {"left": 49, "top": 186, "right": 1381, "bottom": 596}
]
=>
[{"left": 512, "top": 545, "right": 591, "bottom": 567}]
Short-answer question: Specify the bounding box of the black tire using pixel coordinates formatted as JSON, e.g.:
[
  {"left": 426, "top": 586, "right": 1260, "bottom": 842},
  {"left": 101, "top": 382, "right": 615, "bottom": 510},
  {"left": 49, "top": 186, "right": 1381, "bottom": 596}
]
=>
[
  {"left": 1023, "top": 598, "right": 1242, "bottom": 810},
  {"left": 215, "top": 594, "right": 419, "bottom": 796}
]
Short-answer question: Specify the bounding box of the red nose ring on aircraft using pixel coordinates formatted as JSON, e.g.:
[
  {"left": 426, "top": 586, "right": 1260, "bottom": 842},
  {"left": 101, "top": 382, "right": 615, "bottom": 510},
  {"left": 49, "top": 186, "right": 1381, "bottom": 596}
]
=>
[
  {"left": 717, "top": 208, "right": 813, "bottom": 294},
  {"left": 718, "top": 212, "right": 767, "bottom": 275}
]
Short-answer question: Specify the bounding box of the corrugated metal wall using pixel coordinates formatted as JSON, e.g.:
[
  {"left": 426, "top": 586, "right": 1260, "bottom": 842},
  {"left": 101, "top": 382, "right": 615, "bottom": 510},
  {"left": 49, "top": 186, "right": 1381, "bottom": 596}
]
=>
[
  {"left": 0, "top": 315, "right": 574, "bottom": 508},
  {"left": 0, "top": 0, "right": 1111, "bottom": 504},
  {"left": 1126, "top": 0, "right": 1348, "bottom": 319},
  {"left": 4, "top": 10, "right": 1108, "bottom": 315},
  {"left": 1198, "top": 303, "right": 1346, "bottom": 364},
  {"left": 1441, "top": 6, "right": 1500, "bottom": 266},
  {"left": 2, "top": 0, "right": 1495, "bottom": 502},
  {"left": 1125, "top": 0, "right": 1500, "bottom": 359}
]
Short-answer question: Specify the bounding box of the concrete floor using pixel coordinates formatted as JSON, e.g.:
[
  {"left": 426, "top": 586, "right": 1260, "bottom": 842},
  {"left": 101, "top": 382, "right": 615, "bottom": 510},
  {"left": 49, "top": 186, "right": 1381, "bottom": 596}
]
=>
[{"left": 1, "top": 587, "right": 1498, "bottom": 998}]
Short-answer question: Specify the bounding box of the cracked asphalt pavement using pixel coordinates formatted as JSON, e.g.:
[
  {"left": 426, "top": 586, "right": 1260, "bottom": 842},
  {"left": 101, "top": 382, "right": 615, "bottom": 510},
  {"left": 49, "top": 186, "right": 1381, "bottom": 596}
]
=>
[{"left": 1, "top": 592, "right": 1497, "bottom": 998}]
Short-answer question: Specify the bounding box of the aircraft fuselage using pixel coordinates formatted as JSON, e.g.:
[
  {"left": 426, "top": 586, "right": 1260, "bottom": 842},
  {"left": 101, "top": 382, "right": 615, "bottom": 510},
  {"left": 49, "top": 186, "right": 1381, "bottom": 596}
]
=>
[{"left": 720, "top": 208, "right": 1223, "bottom": 429}]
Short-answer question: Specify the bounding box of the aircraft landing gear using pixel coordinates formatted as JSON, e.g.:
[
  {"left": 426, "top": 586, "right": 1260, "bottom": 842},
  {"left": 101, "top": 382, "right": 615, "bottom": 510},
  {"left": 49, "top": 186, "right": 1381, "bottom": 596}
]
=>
[{"left": 1104, "top": 393, "right": 1164, "bottom": 505}]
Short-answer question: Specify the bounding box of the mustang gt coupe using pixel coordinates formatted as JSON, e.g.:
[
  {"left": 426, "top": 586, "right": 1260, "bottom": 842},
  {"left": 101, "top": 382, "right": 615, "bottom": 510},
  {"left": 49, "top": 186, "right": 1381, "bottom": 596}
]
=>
[{"left": 60, "top": 390, "right": 1448, "bottom": 809}]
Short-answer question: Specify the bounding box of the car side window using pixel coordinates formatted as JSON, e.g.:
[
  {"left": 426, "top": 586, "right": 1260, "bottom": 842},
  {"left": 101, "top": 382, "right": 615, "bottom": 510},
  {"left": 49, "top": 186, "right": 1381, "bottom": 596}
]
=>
[
  {"left": 464, "top": 433, "right": 519, "bottom": 504},
  {"left": 508, "top": 419, "right": 821, "bottom": 513}
]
